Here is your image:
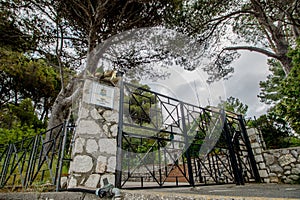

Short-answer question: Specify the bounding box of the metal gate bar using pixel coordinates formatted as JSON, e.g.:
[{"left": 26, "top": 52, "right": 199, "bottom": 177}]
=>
[{"left": 116, "top": 82, "right": 260, "bottom": 189}]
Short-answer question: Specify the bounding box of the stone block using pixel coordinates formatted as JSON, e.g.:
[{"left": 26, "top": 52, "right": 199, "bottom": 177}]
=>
[
  {"left": 110, "top": 124, "right": 118, "bottom": 137},
  {"left": 82, "top": 85, "right": 92, "bottom": 103},
  {"left": 263, "top": 153, "right": 274, "bottom": 165},
  {"left": 61, "top": 177, "right": 68, "bottom": 189},
  {"left": 259, "top": 162, "right": 266, "bottom": 169},
  {"left": 247, "top": 128, "right": 256, "bottom": 136},
  {"left": 291, "top": 163, "right": 295, "bottom": 167},
  {"left": 85, "top": 174, "right": 101, "bottom": 188},
  {"left": 291, "top": 167, "right": 300, "bottom": 175},
  {"left": 269, "top": 173, "right": 277, "bottom": 177},
  {"left": 281, "top": 149, "right": 289, "bottom": 155},
  {"left": 255, "top": 155, "right": 264, "bottom": 163},
  {"left": 269, "top": 164, "right": 283, "bottom": 173},
  {"left": 79, "top": 106, "right": 90, "bottom": 119},
  {"left": 255, "top": 148, "right": 262, "bottom": 154},
  {"left": 86, "top": 139, "right": 98, "bottom": 153},
  {"left": 68, "top": 176, "right": 77, "bottom": 188},
  {"left": 263, "top": 178, "right": 270, "bottom": 183},
  {"left": 77, "top": 120, "right": 101, "bottom": 135},
  {"left": 273, "top": 152, "right": 281, "bottom": 158},
  {"left": 70, "top": 155, "right": 93, "bottom": 173},
  {"left": 102, "top": 124, "right": 110, "bottom": 136},
  {"left": 90, "top": 108, "right": 102, "bottom": 120},
  {"left": 99, "top": 138, "right": 117, "bottom": 155},
  {"left": 259, "top": 170, "right": 268, "bottom": 178},
  {"left": 107, "top": 156, "right": 116, "bottom": 173},
  {"left": 284, "top": 178, "right": 293, "bottom": 184},
  {"left": 284, "top": 165, "right": 291, "bottom": 170},
  {"left": 251, "top": 142, "right": 260, "bottom": 149},
  {"left": 284, "top": 170, "right": 291, "bottom": 175},
  {"left": 278, "top": 154, "right": 296, "bottom": 166},
  {"left": 288, "top": 174, "right": 299, "bottom": 181},
  {"left": 74, "top": 138, "right": 85, "bottom": 154},
  {"left": 96, "top": 156, "right": 107, "bottom": 174},
  {"left": 248, "top": 136, "right": 256, "bottom": 143},
  {"left": 103, "top": 110, "right": 119, "bottom": 122},
  {"left": 291, "top": 150, "right": 298, "bottom": 159},
  {"left": 269, "top": 176, "right": 279, "bottom": 183}
]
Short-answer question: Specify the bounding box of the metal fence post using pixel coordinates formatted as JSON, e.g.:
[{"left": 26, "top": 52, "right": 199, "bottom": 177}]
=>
[
  {"left": 25, "top": 135, "right": 39, "bottom": 188},
  {"left": 56, "top": 121, "right": 69, "bottom": 191},
  {"left": 180, "top": 102, "right": 195, "bottom": 186},
  {"left": 0, "top": 144, "right": 12, "bottom": 187},
  {"left": 238, "top": 115, "right": 261, "bottom": 183},
  {"left": 115, "top": 75, "right": 124, "bottom": 188}
]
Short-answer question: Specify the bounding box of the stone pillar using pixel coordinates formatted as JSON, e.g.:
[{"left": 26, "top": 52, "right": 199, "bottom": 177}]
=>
[
  {"left": 247, "top": 128, "right": 270, "bottom": 183},
  {"left": 67, "top": 79, "right": 119, "bottom": 188}
]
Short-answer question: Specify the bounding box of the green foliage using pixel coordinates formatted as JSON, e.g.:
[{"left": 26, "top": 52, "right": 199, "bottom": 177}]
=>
[
  {"left": 0, "top": 10, "right": 37, "bottom": 52},
  {"left": 249, "top": 113, "right": 292, "bottom": 149},
  {"left": 125, "top": 84, "right": 157, "bottom": 125},
  {"left": 57, "top": 0, "right": 179, "bottom": 51},
  {"left": 0, "top": 98, "right": 45, "bottom": 147},
  {"left": 0, "top": 47, "right": 61, "bottom": 121},
  {"left": 258, "top": 59, "right": 286, "bottom": 105},
  {"left": 276, "top": 41, "right": 300, "bottom": 134},
  {"left": 255, "top": 39, "right": 300, "bottom": 149},
  {"left": 0, "top": 125, "right": 43, "bottom": 147},
  {"left": 0, "top": 98, "right": 43, "bottom": 128},
  {"left": 222, "top": 96, "right": 248, "bottom": 115},
  {"left": 122, "top": 84, "right": 170, "bottom": 157},
  {"left": 188, "top": 130, "right": 205, "bottom": 157}
]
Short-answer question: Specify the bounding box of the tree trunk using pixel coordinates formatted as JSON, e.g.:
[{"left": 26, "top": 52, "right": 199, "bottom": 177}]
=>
[
  {"left": 279, "top": 54, "right": 293, "bottom": 75},
  {"left": 45, "top": 20, "right": 117, "bottom": 142},
  {"left": 45, "top": 79, "right": 78, "bottom": 141}
]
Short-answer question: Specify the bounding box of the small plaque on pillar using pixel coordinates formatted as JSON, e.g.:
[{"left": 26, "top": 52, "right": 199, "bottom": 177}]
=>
[{"left": 90, "top": 82, "right": 115, "bottom": 109}]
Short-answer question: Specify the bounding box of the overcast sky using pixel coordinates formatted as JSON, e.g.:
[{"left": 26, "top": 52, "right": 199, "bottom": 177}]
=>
[
  {"left": 142, "top": 51, "right": 270, "bottom": 118},
  {"left": 224, "top": 51, "right": 270, "bottom": 117}
]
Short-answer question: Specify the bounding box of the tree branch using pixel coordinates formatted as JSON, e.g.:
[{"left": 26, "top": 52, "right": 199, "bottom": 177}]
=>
[
  {"left": 206, "top": 10, "right": 256, "bottom": 25},
  {"left": 72, "top": 0, "right": 91, "bottom": 22},
  {"left": 55, "top": 22, "right": 65, "bottom": 92},
  {"left": 223, "top": 46, "right": 279, "bottom": 59},
  {"left": 63, "top": 86, "right": 81, "bottom": 107}
]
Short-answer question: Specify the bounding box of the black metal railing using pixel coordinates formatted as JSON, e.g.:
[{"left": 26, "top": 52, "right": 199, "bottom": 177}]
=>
[
  {"left": 0, "top": 122, "right": 75, "bottom": 191},
  {"left": 116, "top": 82, "right": 260, "bottom": 189}
]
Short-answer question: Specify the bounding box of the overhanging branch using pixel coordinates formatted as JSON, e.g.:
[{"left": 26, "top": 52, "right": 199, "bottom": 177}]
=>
[
  {"left": 63, "top": 83, "right": 82, "bottom": 109},
  {"left": 223, "top": 46, "right": 279, "bottom": 59}
]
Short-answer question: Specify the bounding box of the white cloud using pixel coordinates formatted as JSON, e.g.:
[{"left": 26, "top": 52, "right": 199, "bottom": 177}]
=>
[{"left": 224, "top": 51, "right": 270, "bottom": 117}]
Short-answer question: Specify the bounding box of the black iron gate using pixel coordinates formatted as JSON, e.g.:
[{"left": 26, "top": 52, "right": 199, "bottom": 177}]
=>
[
  {"left": 116, "top": 82, "right": 260, "bottom": 189},
  {"left": 0, "top": 122, "right": 75, "bottom": 190}
]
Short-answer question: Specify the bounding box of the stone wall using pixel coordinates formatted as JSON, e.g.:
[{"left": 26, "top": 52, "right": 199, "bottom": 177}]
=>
[
  {"left": 67, "top": 79, "right": 119, "bottom": 188},
  {"left": 247, "top": 128, "right": 300, "bottom": 184},
  {"left": 263, "top": 147, "right": 300, "bottom": 183}
]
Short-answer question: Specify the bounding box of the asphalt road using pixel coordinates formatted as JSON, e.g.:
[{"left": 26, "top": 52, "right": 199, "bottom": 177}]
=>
[{"left": 142, "top": 183, "right": 300, "bottom": 199}]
